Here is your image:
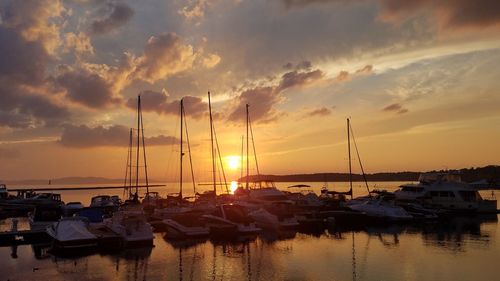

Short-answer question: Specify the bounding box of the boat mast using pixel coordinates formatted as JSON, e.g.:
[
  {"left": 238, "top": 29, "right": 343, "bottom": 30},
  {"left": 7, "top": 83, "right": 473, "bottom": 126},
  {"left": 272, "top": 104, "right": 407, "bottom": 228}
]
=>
[
  {"left": 347, "top": 118, "right": 353, "bottom": 199},
  {"left": 208, "top": 92, "right": 216, "bottom": 196},
  {"left": 140, "top": 96, "right": 149, "bottom": 195},
  {"left": 135, "top": 95, "right": 141, "bottom": 196},
  {"left": 246, "top": 104, "right": 249, "bottom": 190},
  {"left": 179, "top": 99, "right": 184, "bottom": 200}
]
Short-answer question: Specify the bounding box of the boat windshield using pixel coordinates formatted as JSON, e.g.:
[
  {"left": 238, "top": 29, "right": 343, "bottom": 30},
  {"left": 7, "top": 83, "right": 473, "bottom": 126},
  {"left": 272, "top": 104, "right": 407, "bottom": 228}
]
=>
[{"left": 419, "top": 173, "right": 462, "bottom": 184}]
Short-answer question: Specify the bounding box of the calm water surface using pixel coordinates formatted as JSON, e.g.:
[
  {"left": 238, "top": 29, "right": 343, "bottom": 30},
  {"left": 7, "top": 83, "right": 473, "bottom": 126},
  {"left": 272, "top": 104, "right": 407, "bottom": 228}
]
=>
[{"left": 1, "top": 182, "right": 498, "bottom": 281}]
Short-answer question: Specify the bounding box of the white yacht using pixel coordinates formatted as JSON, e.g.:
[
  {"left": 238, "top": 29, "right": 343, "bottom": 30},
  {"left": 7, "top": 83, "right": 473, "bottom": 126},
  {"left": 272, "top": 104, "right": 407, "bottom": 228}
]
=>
[
  {"left": 348, "top": 195, "right": 413, "bottom": 221},
  {"left": 395, "top": 172, "right": 498, "bottom": 213},
  {"left": 104, "top": 204, "right": 154, "bottom": 247}
]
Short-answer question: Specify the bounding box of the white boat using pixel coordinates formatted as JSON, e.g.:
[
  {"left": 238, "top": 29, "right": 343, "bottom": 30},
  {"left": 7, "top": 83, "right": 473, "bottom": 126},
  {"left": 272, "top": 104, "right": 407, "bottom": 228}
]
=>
[
  {"left": 348, "top": 195, "right": 413, "bottom": 221},
  {"left": 104, "top": 205, "right": 154, "bottom": 247},
  {"left": 46, "top": 217, "right": 98, "bottom": 251},
  {"left": 162, "top": 216, "right": 209, "bottom": 239},
  {"left": 203, "top": 204, "right": 261, "bottom": 237},
  {"left": 395, "top": 172, "right": 498, "bottom": 213}
]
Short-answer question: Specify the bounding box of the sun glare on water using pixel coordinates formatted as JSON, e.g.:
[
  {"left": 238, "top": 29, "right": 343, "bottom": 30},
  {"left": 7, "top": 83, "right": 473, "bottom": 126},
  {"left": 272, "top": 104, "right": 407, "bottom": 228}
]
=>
[
  {"left": 226, "top": 155, "right": 241, "bottom": 170},
  {"left": 230, "top": 181, "right": 239, "bottom": 194}
]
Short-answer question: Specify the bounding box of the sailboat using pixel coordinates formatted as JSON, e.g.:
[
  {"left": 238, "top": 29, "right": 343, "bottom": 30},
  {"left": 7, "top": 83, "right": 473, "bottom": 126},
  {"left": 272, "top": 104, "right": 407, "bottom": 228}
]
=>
[
  {"left": 105, "top": 95, "right": 154, "bottom": 247},
  {"left": 231, "top": 104, "right": 298, "bottom": 231},
  {"left": 161, "top": 97, "right": 210, "bottom": 239}
]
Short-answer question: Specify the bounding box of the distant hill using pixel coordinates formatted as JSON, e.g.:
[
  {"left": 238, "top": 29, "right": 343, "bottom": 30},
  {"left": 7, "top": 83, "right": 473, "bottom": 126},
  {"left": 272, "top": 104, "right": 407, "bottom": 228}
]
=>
[
  {"left": 239, "top": 165, "right": 500, "bottom": 184},
  {"left": 2, "top": 177, "right": 163, "bottom": 185}
]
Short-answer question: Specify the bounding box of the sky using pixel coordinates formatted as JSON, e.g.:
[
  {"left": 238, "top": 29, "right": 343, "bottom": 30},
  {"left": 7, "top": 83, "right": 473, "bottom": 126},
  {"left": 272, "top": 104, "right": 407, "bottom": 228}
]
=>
[{"left": 0, "top": 0, "right": 499, "bottom": 182}]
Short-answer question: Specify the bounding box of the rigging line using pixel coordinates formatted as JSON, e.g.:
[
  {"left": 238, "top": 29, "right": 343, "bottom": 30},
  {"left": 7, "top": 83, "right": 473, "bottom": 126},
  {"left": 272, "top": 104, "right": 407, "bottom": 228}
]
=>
[
  {"left": 180, "top": 99, "right": 184, "bottom": 199},
  {"left": 349, "top": 121, "right": 370, "bottom": 195},
  {"left": 135, "top": 95, "right": 141, "bottom": 195},
  {"left": 213, "top": 124, "right": 229, "bottom": 193},
  {"left": 248, "top": 113, "right": 260, "bottom": 176},
  {"left": 139, "top": 98, "right": 150, "bottom": 194},
  {"left": 183, "top": 105, "right": 197, "bottom": 194}
]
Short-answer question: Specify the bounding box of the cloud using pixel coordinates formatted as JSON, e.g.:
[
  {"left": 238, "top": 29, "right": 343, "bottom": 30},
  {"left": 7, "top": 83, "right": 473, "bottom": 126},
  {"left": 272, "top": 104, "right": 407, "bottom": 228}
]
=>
[
  {"left": 126, "top": 91, "right": 207, "bottom": 119},
  {"left": 382, "top": 103, "right": 408, "bottom": 114},
  {"left": 0, "top": 27, "right": 50, "bottom": 85},
  {"left": 63, "top": 32, "right": 94, "bottom": 55},
  {"left": 131, "top": 33, "right": 197, "bottom": 83},
  {"left": 202, "top": 53, "right": 221, "bottom": 68},
  {"left": 277, "top": 69, "right": 324, "bottom": 92},
  {"left": 0, "top": 80, "right": 70, "bottom": 128},
  {"left": 336, "top": 70, "right": 350, "bottom": 82},
  {"left": 305, "top": 107, "right": 332, "bottom": 117},
  {"left": 179, "top": 0, "right": 214, "bottom": 22},
  {"left": 227, "top": 86, "right": 282, "bottom": 123},
  {"left": 378, "top": 0, "right": 500, "bottom": 31},
  {"left": 335, "top": 65, "right": 374, "bottom": 82},
  {"left": 58, "top": 124, "right": 179, "bottom": 148},
  {"left": 355, "top": 64, "right": 373, "bottom": 74},
  {"left": 56, "top": 68, "right": 120, "bottom": 108},
  {"left": 90, "top": 1, "right": 134, "bottom": 35},
  {"left": 228, "top": 66, "right": 325, "bottom": 123},
  {"left": 0, "top": 0, "right": 66, "bottom": 54}
]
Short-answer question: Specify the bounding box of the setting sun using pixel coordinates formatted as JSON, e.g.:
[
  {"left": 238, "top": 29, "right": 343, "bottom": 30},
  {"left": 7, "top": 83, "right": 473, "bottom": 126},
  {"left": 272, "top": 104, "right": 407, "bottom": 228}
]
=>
[{"left": 225, "top": 155, "right": 241, "bottom": 170}]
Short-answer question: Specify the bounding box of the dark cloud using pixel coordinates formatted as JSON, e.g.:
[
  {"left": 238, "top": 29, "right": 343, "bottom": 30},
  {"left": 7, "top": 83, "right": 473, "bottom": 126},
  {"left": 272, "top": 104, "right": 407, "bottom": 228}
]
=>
[
  {"left": 56, "top": 69, "right": 120, "bottom": 108},
  {"left": 228, "top": 66, "right": 325, "bottom": 123},
  {"left": 0, "top": 147, "right": 20, "bottom": 159},
  {"left": 355, "top": 64, "right": 373, "bottom": 74},
  {"left": 90, "top": 1, "right": 134, "bottom": 34},
  {"left": 0, "top": 27, "right": 50, "bottom": 85},
  {"left": 58, "top": 124, "right": 179, "bottom": 148},
  {"left": 305, "top": 107, "right": 332, "bottom": 117},
  {"left": 277, "top": 69, "right": 324, "bottom": 92},
  {"left": 126, "top": 91, "right": 207, "bottom": 119},
  {"left": 336, "top": 71, "right": 350, "bottom": 82},
  {"left": 227, "top": 86, "right": 281, "bottom": 123},
  {"left": 382, "top": 103, "right": 408, "bottom": 114},
  {"left": 378, "top": 0, "right": 500, "bottom": 30},
  {"left": 132, "top": 32, "right": 196, "bottom": 83},
  {"left": 0, "top": 79, "right": 70, "bottom": 128}
]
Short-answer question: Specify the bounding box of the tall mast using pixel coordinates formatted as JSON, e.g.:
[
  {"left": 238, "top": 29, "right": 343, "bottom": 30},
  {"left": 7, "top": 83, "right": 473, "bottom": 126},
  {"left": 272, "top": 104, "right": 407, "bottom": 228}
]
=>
[
  {"left": 135, "top": 95, "right": 141, "bottom": 196},
  {"left": 245, "top": 104, "right": 249, "bottom": 190},
  {"left": 208, "top": 92, "right": 216, "bottom": 196},
  {"left": 347, "top": 118, "right": 353, "bottom": 199},
  {"left": 179, "top": 99, "right": 184, "bottom": 199},
  {"left": 139, "top": 99, "right": 149, "bottom": 194}
]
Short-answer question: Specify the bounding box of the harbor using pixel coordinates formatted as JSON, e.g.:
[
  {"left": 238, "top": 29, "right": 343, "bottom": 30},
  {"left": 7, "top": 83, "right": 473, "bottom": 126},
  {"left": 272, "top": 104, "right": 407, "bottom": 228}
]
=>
[{"left": 0, "top": 181, "right": 499, "bottom": 281}]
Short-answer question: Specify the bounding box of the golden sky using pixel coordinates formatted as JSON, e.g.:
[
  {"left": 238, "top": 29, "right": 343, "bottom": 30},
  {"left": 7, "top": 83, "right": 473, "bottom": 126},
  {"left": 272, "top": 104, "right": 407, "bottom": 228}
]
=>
[{"left": 1, "top": 0, "right": 499, "bottom": 181}]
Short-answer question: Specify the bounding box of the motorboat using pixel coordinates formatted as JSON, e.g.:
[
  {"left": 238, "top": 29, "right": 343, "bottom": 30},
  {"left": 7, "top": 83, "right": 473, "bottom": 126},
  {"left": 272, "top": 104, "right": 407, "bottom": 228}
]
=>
[
  {"left": 46, "top": 217, "right": 98, "bottom": 252},
  {"left": 162, "top": 212, "right": 209, "bottom": 239},
  {"left": 396, "top": 172, "right": 498, "bottom": 213},
  {"left": 90, "top": 195, "right": 120, "bottom": 207},
  {"left": 104, "top": 204, "right": 154, "bottom": 247},
  {"left": 28, "top": 205, "right": 62, "bottom": 231},
  {"left": 62, "top": 202, "right": 84, "bottom": 217},
  {"left": 202, "top": 204, "right": 261, "bottom": 237},
  {"left": 348, "top": 195, "right": 413, "bottom": 222}
]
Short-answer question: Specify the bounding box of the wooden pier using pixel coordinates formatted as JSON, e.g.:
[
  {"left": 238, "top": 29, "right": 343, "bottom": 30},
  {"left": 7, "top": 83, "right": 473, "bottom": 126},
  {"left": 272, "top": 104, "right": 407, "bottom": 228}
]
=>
[{"left": 0, "top": 229, "right": 51, "bottom": 246}]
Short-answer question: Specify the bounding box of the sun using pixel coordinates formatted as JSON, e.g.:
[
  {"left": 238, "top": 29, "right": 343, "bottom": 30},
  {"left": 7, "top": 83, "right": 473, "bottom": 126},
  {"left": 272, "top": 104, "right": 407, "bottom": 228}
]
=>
[{"left": 225, "top": 155, "right": 241, "bottom": 170}]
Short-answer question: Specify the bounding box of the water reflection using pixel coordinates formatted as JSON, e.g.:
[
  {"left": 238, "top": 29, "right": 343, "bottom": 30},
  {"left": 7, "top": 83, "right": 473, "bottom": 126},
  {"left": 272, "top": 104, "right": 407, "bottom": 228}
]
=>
[{"left": 0, "top": 215, "right": 498, "bottom": 280}]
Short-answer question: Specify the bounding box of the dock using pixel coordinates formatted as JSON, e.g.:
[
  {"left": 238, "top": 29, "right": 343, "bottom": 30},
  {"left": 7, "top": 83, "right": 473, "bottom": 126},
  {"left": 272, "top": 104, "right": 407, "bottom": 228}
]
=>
[{"left": 0, "top": 229, "right": 51, "bottom": 246}]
